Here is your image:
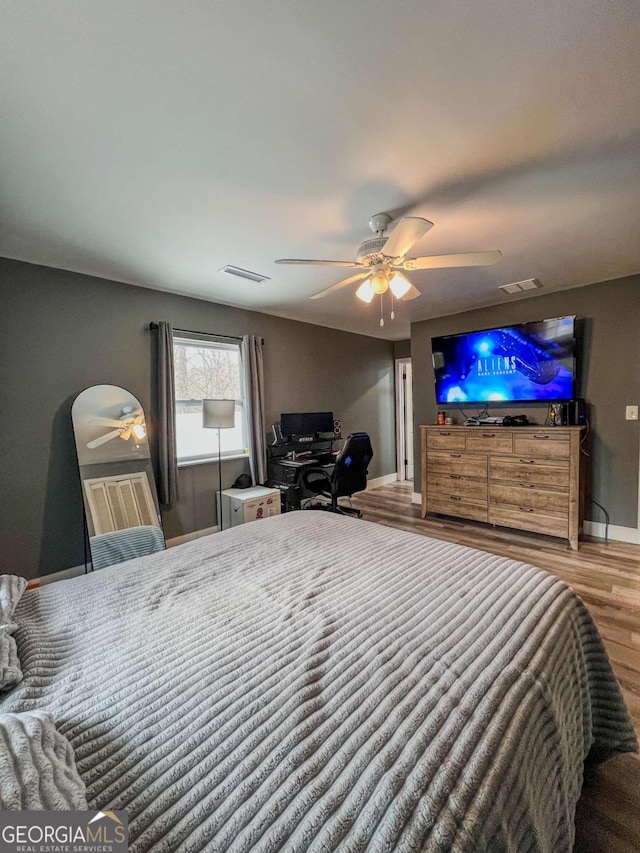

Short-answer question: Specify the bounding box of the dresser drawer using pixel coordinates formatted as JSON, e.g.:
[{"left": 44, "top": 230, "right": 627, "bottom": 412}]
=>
[
  {"left": 427, "top": 452, "right": 487, "bottom": 479},
  {"left": 490, "top": 483, "right": 569, "bottom": 513},
  {"left": 428, "top": 494, "right": 488, "bottom": 523},
  {"left": 466, "top": 432, "right": 513, "bottom": 454},
  {"left": 490, "top": 456, "right": 570, "bottom": 488},
  {"left": 514, "top": 433, "right": 570, "bottom": 458},
  {"left": 489, "top": 505, "right": 568, "bottom": 539},
  {"left": 428, "top": 474, "right": 487, "bottom": 500},
  {"left": 426, "top": 431, "right": 466, "bottom": 451}
]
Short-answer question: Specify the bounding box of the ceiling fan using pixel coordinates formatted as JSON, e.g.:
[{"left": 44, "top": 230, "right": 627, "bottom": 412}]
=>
[
  {"left": 276, "top": 213, "right": 501, "bottom": 325},
  {"left": 87, "top": 407, "right": 147, "bottom": 449}
]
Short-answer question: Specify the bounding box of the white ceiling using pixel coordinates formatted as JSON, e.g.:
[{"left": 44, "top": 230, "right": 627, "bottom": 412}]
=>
[{"left": 2, "top": 1, "right": 639, "bottom": 340}]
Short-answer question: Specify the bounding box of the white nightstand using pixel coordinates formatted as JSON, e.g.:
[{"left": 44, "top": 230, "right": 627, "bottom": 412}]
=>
[{"left": 218, "top": 486, "right": 281, "bottom": 529}]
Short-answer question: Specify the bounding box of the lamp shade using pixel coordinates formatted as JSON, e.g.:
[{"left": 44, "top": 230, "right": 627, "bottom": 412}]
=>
[
  {"left": 202, "top": 399, "right": 235, "bottom": 429},
  {"left": 355, "top": 279, "right": 375, "bottom": 303},
  {"left": 388, "top": 271, "right": 412, "bottom": 299}
]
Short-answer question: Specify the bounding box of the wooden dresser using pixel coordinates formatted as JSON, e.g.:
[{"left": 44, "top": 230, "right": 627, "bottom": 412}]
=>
[{"left": 420, "top": 424, "right": 585, "bottom": 549}]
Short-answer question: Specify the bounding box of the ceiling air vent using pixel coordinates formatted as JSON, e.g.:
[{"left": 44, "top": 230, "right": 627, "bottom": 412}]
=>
[
  {"left": 219, "top": 265, "right": 270, "bottom": 284},
  {"left": 499, "top": 278, "right": 541, "bottom": 295}
]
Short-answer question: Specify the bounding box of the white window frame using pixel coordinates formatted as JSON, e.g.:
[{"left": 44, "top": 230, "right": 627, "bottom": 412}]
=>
[{"left": 173, "top": 333, "right": 249, "bottom": 466}]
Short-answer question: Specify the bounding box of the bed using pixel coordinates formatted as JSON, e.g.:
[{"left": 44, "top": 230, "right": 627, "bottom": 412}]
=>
[{"left": 2, "top": 511, "right": 636, "bottom": 851}]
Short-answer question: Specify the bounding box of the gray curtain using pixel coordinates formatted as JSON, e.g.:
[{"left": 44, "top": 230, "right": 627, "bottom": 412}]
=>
[
  {"left": 156, "top": 321, "right": 179, "bottom": 505},
  {"left": 241, "top": 334, "right": 267, "bottom": 485}
]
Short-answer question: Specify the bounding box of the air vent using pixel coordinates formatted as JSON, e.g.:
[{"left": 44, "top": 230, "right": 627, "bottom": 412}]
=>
[
  {"left": 219, "top": 265, "right": 270, "bottom": 284},
  {"left": 499, "top": 278, "right": 541, "bottom": 295}
]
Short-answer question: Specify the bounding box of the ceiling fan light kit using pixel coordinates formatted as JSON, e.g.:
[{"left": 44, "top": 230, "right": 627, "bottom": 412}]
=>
[
  {"left": 355, "top": 269, "right": 412, "bottom": 303},
  {"left": 86, "top": 407, "right": 147, "bottom": 449},
  {"left": 276, "top": 213, "right": 502, "bottom": 326}
]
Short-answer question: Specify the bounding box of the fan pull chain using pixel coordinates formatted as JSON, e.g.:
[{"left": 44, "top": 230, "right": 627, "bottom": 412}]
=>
[
  {"left": 390, "top": 292, "right": 395, "bottom": 321},
  {"left": 380, "top": 294, "right": 384, "bottom": 327}
]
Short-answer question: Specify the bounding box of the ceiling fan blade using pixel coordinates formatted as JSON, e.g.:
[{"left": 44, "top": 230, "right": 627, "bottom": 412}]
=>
[
  {"left": 382, "top": 217, "right": 434, "bottom": 259},
  {"left": 87, "top": 429, "right": 122, "bottom": 449},
  {"left": 401, "top": 283, "right": 422, "bottom": 301},
  {"left": 309, "top": 271, "right": 370, "bottom": 300},
  {"left": 403, "top": 250, "right": 502, "bottom": 270},
  {"left": 275, "top": 259, "right": 363, "bottom": 268},
  {"left": 89, "top": 417, "right": 123, "bottom": 428}
]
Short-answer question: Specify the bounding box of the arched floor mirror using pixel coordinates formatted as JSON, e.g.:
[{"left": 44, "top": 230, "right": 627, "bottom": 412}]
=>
[{"left": 72, "top": 385, "right": 166, "bottom": 570}]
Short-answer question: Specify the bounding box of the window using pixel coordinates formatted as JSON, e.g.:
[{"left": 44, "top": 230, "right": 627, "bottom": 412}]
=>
[{"left": 173, "top": 334, "right": 248, "bottom": 464}]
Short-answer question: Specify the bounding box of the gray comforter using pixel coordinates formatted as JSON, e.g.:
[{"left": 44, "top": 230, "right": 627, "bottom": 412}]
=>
[{"left": 3, "top": 512, "right": 636, "bottom": 851}]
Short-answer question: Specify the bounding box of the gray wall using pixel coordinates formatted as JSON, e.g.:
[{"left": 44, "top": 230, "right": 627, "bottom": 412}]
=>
[
  {"left": 1, "top": 258, "right": 396, "bottom": 580},
  {"left": 393, "top": 340, "right": 411, "bottom": 360},
  {"left": 411, "top": 275, "right": 640, "bottom": 528}
]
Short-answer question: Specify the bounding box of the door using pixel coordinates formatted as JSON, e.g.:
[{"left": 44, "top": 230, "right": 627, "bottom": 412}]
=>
[{"left": 396, "top": 358, "right": 414, "bottom": 482}]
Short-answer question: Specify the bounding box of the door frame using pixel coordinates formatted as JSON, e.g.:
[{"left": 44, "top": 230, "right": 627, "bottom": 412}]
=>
[{"left": 395, "top": 357, "right": 414, "bottom": 482}]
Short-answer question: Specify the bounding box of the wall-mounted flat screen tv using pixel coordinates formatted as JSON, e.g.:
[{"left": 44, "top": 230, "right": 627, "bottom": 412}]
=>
[{"left": 431, "top": 316, "right": 575, "bottom": 405}]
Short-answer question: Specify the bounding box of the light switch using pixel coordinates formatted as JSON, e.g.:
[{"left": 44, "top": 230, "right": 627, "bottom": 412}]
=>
[{"left": 626, "top": 405, "right": 639, "bottom": 421}]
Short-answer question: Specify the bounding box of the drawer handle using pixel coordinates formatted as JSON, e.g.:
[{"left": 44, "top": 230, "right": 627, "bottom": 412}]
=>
[
  {"left": 519, "top": 482, "right": 535, "bottom": 488},
  {"left": 482, "top": 432, "right": 496, "bottom": 437},
  {"left": 449, "top": 474, "right": 462, "bottom": 479},
  {"left": 533, "top": 435, "right": 549, "bottom": 439},
  {"left": 450, "top": 496, "right": 462, "bottom": 501},
  {"left": 520, "top": 507, "right": 535, "bottom": 512},
  {"left": 519, "top": 459, "right": 536, "bottom": 464},
  {"left": 439, "top": 431, "right": 451, "bottom": 436},
  {"left": 450, "top": 453, "right": 461, "bottom": 458}
]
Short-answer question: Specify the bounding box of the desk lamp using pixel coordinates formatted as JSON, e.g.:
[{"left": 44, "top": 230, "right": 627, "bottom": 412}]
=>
[{"left": 203, "top": 399, "right": 235, "bottom": 531}]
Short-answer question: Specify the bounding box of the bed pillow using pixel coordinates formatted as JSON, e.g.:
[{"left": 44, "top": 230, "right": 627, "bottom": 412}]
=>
[
  {"left": 0, "top": 711, "right": 88, "bottom": 810},
  {"left": 0, "top": 575, "right": 27, "bottom": 690}
]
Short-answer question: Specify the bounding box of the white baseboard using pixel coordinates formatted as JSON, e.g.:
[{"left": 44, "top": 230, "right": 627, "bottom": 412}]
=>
[
  {"left": 412, "top": 492, "right": 421, "bottom": 505},
  {"left": 584, "top": 521, "right": 639, "bottom": 544},
  {"left": 166, "top": 525, "right": 218, "bottom": 548},
  {"left": 366, "top": 473, "right": 399, "bottom": 489}
]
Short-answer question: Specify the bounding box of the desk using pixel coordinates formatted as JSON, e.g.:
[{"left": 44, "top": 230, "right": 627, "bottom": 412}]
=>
[{"left": 267, "top": 450, "right": 337, "bottom": 511}]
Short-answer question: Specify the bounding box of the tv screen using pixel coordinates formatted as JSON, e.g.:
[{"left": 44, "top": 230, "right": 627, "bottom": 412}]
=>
[
  {"left": 280, "top": 411, "right": 334, "bottom": 437},
  {"left": 431, "top": 316, "right": 575, "bottom": 405}
]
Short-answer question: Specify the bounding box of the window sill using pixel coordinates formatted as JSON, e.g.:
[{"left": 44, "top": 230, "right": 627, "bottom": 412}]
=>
[{"left": 178, "top": 453, "right": 249, "bottom": 468}]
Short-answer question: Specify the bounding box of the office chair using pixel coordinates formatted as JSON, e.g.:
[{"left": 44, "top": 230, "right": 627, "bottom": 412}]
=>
[{"left": 301, "top": 432, "right": 373, "bottom": 517}]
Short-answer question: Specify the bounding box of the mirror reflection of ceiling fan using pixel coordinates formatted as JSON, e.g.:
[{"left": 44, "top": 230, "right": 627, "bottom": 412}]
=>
[
  {"left": 276, "top": 213, "right": 501, "bottom": 326},
  {"left": 87, "top": 407, "right": 147, "bottom": 449}
]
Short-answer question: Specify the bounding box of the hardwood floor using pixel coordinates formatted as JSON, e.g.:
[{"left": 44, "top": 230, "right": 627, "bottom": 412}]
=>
[{"left": 350, "top": 481, "right": 640, "bottom": 853}]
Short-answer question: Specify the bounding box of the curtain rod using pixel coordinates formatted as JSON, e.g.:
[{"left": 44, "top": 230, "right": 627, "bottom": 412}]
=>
[{"left": 149, "top": 323, "right": 263, "bottom": 344}]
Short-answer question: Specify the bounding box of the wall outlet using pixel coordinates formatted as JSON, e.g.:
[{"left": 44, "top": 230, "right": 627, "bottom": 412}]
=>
[{"left": 626, "top": 405, "right": 639, "bottom": 420}]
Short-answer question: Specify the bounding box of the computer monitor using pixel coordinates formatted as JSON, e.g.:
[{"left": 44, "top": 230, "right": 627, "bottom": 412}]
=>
[{"left": 280, "top": 412, "right": 334, "bottom": 438}]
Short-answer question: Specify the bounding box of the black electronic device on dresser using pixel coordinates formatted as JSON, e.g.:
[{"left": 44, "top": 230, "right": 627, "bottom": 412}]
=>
[
  {"left": 502, "top": 414, "right": 529, "bottom": 426},
  {"left": 560, "top": 398, "right": 586, "bottom": 426}
]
